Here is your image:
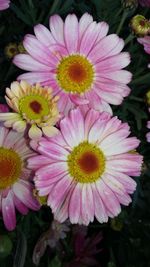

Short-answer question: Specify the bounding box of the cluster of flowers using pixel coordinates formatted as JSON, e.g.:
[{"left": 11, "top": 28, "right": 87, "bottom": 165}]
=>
[{"left": 1, "top": 1, "right": 149, "bottom": 231}]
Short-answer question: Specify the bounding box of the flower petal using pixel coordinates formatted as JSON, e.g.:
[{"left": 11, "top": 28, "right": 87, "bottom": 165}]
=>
[
  {"left": 80, "top": 22, "right": 100, "bottom": 56},
  {"left": 64, "top": 14, "right": 79, "bottom": 53},
  {"left": 23, "top": 34, "right": 58, "bottom": 66},
  {"left": 78, "top": 13, "right": 93, "bottom": 41},
  {"left": 34, "top": 24, "right": 55, "bottom": 45},
  {"left": 50, "top": 15, "right": 65, "bottom": 45},
  {"left": 2, "top": 191, "right": 16, "bottom": 231},
  {"left": 29, "top": 125, "right": 42, "bottom": 140},
  {"left": 13, "top": 180, "right": 40, "bottom": 210},
  {"left": 81, "top": 184, "right": 94, "bottom": 225},
  {"left": 60, "top": 108, "right": 84, "bottom": 147},
  {"left": 14, "top": 54, "right": 52, "bottom": 72},
  {"left": 89, "top": 34, "right": 124, "bottom": 63},
  {"left": 69, "top": 183, "right": 81, "bottom": 224}
]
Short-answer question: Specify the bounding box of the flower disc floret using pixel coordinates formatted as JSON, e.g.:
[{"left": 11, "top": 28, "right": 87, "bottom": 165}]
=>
[
  {"left": 68, "top": 141, "right": 105, "bottom": 183},
  {"left": 57, "top": 55, "right": 94, "bottom": 94}
]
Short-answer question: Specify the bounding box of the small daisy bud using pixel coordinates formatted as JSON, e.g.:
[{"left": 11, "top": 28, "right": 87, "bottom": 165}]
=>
[
  {"left": 122, "top": 0, "right": 138, "bottom": 10},
  {"left": 130, "top": 15, "right": 150, "bottom": 36},
  {"left": 4, "top": 43, "right": 18, "bottom": 59},
  {"left": 146, "top": 90, "right": 150, "bottom": 106},
  {"left": 111, "top": 218, "right": 123, "bottom": 231},
  {"left": 18, "top": 42, "right": 26, "bottom": 53}
]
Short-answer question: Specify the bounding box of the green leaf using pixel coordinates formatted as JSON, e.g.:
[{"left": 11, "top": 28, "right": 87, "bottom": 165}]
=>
[
  {"left": 10, "top": 3, "right": 33, "bottom": 26},
  {"left": 107, "top": 262, "right": 117, "bottom": 267},
  {"left": 0, "top": 235, "right": 12, "bottom": 258},
  {"left": 13, "top": 229, "right": 27, "bottom": 267}
]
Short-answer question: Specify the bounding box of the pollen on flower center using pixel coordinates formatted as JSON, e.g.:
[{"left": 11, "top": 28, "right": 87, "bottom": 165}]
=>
[
  {"left": 0, "top": 147, "right": 22, "bottom": 189},
  {"left": 19, "top": 95, "right": 49, "bottom": 121},
  {"left": 67, "top": 141, "right": 105, "bottom": 183},
  {"left": 56, "top": 55, "right": 94, "bottom": 94}
]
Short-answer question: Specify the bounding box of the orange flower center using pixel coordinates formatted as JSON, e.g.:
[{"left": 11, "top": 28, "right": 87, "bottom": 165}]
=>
[
  {"left": 68, "top": 62, "right": 87, "bottom": 83},
  {"left": 78, "top": 151, "right": 100, "bottom": 174},
  {"left": 68, "top": 141, "right": 105, "bottom": 183},
  {"left": 0, "top": 147, "right": 22, "bottom": 189}
]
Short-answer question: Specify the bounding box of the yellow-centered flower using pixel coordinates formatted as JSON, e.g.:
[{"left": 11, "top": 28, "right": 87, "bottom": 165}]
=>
[
  {"left": 130, "top": 15, "right": 150, "bottom": 36},
  {"left": 0, "top": 81, "right": 60, "bottom": 139}
]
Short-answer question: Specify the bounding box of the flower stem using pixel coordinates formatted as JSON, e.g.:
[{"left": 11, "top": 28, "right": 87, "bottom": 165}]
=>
[
  {"left": 50, "top": 0, "right": 61, "bottom": 15},
  {"left": 44, "top": 0, "right": 61, "bottom": 24},
  {"left": 116, "top": 11, "right": 128, "bottom": 35},
  {"left": 125, "top": 34, "right": 135, "bottom": 46}
]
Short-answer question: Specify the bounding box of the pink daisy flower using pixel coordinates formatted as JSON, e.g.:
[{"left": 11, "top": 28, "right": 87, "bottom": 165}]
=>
[
  {"left": 138, "top": 36, "right": 150, "bottom": 68},
  {"left": 0, "top": 125, "right": 40, "bottom": 231},
  {"left": 13, "top": 13, "right": 132, "bottom": 115},
  {"left": 139, "top": 0, "right": 150, "bottom": 6},
  {"left": 138, "top": 36, "right": 150, "bottom": 55},
  {"left": 28, "top": 108, "right": 143, "bottom": 225},
  {"left": 0, "top": 0, "right": 10, "bottom": 10}
]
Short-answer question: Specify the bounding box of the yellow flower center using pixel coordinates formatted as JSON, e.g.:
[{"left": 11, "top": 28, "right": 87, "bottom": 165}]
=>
[
  {"left": 56, "top": 55, "right": 94, "bottom": 94},
  {"left": 146, "top": 90, "right": 150, "bottom": 106},
  {"left": 0, "top": 147, "right": 22, "bottom": 189},
  {"left": 67, "top": 141, "right": 105, "bottom": 183},
  {"left": 19, "top": 95, "right": 50, "bottom": 121}
]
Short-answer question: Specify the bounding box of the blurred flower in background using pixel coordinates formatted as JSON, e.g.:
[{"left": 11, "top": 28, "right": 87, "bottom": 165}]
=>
[
  {"left": 146, "top": 92, "right": 150, "bottom": 142},
  {"left": 138, "top": 36, "right": 150, "bottom": 63},
  {"left": 0, "top": 103, "right": 9, "bottom": 112},
  {"left": 0, "top": 0, "right": 10, "bottom": 11},
  {"left": 138, "top": 0, "right": 150, "bottom": 6},
  {"left": 32, "top": 220, "right": 70, "bottom": 266},
  {"left": 146, "top": 119, "right": 150, "bottom": 142},
  {"left": 66, "top": 225, "right": 103, "bottom": 267}
]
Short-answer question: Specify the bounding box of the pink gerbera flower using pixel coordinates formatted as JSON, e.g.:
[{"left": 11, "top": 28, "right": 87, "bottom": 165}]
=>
[
  {"left": 28, "top": 108, "right": 143, "bottom": 225},
  {"left": 0, "top": 125, "right": 40, "bottom": 230},
  {"left": 0, "top": 0, "right": 10, "bottom": 10},
  {"left": 13, "top": 13, "right": 132, "bottom": 115},
  {"left": 139, "top": 0, "right": 150, "bottom": 6}
]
